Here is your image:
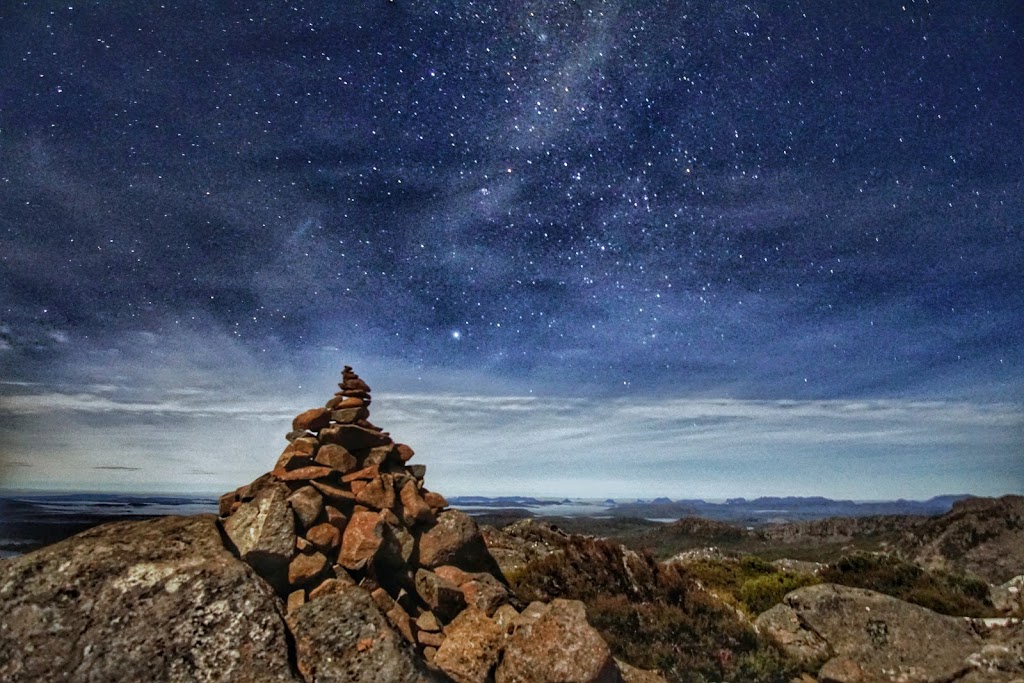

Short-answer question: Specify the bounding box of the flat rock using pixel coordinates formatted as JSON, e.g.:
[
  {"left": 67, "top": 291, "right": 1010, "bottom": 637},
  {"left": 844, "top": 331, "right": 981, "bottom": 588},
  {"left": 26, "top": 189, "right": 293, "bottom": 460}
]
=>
[
  {"left": 271, "top": 464, "right": 334, "bottom": 482},
  {"left": 292, "top": 407, "right": 331, "bottom": 432},
  {"left": 306, "top": 522, "right": 341, "bottom": 552},
  {"left": 496, "top": 598, "right": 620, "bottom": 683},
  {"left": 289, "top": 551, "right": 328, "bottom": 586},
  {"left": 320, "top": 423, "right": 393, "bottom": 450},
  {"left": 287, "top": 584, "right": 445, "bottom": 683},
  {"left": 222, "top": 482, "right": 296, "bottom": 590},
  {"left": 434, "top": 608, "right": 504, "bottom": 683},
  {"left": 0, "top": 515, "right": 296, "bottom": 682}
]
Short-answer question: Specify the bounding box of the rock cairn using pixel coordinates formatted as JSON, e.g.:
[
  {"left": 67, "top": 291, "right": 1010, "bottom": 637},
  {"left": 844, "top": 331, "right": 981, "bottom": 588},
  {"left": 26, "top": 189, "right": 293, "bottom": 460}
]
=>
[{"left": 218, "top": 366, "right": 513, "bottom": 665}]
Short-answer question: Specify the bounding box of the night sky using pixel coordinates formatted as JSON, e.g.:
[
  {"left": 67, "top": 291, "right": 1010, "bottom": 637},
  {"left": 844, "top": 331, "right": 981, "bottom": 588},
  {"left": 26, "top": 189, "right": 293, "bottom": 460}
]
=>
[{"left": 1, "top": 1, "right": 1021, "bottom": 498}]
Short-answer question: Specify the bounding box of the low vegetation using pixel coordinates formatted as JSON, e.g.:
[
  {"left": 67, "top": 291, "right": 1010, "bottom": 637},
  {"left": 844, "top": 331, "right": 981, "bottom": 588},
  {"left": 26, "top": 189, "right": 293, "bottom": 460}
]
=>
[
  {"left": 820, "top": 552, "right": 995, "bottom": 617},
  {"left": 683, "top": 555, "right": 821, "bottom": 616},
  {"left": 508, "top": 535, "right": 803, "bottom": 683}
]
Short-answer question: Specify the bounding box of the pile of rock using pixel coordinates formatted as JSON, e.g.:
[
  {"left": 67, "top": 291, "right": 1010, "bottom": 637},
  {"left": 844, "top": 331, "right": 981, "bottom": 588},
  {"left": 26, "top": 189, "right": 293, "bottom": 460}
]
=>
[
  {"left": 219, "top": 367, "right": 507, "bottom": 656},
  {"left": 218, "top": 366, "right": 637, "bottom": 682}
]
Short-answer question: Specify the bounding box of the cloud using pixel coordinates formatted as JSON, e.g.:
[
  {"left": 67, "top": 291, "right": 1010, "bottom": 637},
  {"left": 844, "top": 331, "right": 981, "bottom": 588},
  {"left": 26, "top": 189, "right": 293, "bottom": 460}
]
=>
[{"left": 92, "top": 466, "right": 142, "bottom": 471}]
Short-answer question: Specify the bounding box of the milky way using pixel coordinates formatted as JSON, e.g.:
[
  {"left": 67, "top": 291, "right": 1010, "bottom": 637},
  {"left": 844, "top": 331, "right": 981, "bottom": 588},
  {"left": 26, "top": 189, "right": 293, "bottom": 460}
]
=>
[{"left": 1, "top": 1, "right": 1021, "bottom": 496}]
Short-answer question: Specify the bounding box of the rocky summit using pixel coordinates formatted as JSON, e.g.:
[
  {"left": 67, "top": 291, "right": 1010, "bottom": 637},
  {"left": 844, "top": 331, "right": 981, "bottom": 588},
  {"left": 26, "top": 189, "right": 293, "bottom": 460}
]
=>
[{"left": 0, "top": 366, "right": 653, "bottom": 683}]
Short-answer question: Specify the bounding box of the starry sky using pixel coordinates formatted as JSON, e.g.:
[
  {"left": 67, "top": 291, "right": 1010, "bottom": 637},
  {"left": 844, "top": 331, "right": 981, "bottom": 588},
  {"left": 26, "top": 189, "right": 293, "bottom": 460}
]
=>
[{"left": 1, "top": 1, "right": 1021, "bottom": 499}]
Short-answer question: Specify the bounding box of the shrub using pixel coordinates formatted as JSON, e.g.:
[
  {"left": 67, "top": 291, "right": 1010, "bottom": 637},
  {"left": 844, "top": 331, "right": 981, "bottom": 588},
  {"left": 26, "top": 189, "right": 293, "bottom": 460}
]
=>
[
  {"left": 820, "top": 552, "right": 995, "bottom": 617},
  {"left": 508, "top": 537, "right": 802, "bottom": 682}
]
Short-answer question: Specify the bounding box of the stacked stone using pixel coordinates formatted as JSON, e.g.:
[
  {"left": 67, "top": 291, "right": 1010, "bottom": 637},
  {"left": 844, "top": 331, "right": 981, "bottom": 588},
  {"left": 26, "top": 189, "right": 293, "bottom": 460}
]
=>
[{"left": 217, "top": 366, "right": 512, "bottom": 663}]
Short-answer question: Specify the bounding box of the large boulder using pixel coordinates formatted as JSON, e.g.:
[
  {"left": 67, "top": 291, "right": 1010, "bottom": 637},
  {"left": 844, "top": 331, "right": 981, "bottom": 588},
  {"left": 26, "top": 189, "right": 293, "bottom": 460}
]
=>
[
  {"left": 764, "top": 583, "right": 984, "bottom": 682},
  {"left": 0, "top": 514, "right": 296, "bottom": 682},
  {"left": 286, "top": 584, "right": 447, "bottom": 682},
  {"left": 496, "top": 598, "right": 620, "bottom": 683}
]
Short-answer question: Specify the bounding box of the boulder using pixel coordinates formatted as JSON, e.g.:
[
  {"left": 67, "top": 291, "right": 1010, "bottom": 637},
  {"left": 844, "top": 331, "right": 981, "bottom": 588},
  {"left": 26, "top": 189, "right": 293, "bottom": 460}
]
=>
[
  {"left": 496, "top": 599, "right": 620, "bottom": 683},
  {"left": 287, "top": 584, "right": 445, "bottom": 683},
  {"left": 222, "top": 482, "right": 296, "bottom": 590},
  {"left": 778, "top": 583, "right": 983, "bottom": 682},
  {"left": 434, "top": 608, "right": 504, "bottom": 683},
  {"left": 460, "top": 574, "right": 509, "bottom": 616},
  {"left": 400, "top": 479, "right": 435, "bottom": 526},
  {"left": 614, "top": 659, "right": 668, "bottom": 683},
  {"left": 0, "top": 515, "right": 296, "bottom": 682}
]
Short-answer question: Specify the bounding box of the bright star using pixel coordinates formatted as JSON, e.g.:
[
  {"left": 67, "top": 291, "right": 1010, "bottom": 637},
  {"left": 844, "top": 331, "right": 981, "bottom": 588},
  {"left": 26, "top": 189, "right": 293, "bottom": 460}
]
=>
[{"left": 451, "top": 330, "right": 461, "bottom": 340}]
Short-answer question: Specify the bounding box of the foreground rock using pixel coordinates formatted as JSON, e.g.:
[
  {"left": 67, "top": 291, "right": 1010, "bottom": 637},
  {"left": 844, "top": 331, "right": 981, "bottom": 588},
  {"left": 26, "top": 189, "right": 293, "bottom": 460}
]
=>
[
  {"left": 287, "top": 585, "right": 445, "bottom": 682},
  {"left": 757, "top": 583, "right": 1024, "bottom": 682},
  {"left": 0, "top": 514, "right": 296, "bottom": 683}
]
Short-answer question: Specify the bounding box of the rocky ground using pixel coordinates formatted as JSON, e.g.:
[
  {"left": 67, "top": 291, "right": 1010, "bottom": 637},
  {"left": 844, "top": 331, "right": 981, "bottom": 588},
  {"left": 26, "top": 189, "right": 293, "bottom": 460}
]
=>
[{"left": 0, "top": 367, "right": 1020, "bottom": 682}]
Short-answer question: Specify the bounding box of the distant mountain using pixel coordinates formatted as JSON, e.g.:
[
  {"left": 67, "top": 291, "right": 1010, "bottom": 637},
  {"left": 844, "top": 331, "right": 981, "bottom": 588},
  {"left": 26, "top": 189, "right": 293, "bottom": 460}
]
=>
[{"left": 607, "top": 494, "right": 973, "bottom": 524}]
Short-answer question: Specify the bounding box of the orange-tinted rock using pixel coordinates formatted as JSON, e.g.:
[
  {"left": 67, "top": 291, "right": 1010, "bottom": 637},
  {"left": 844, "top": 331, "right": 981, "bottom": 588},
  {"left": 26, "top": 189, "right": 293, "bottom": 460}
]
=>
[
  {"left": 418, "top": 630, "right": 446, "bottom": 648},
  {"left": 319, "top": 424, "right": 391, "bottom": 450},
  {"left": 287, "top": 486, "right": 323, "bottom": 529},
  {"left": 424, "top": 491, "right": 448, "bottom": 510},
  {"left": 363, "top": 445, "right": 395, "bottom": 467},
  {"left": 396, "top": 443, "right": 415, "bottom": 462},
  {"left": 288, "top": 589, "right": 306, "bottom": 614},
  {"left": 434, "top": 565, "right": 474, "bottom": 587},
  {"left": 342, "top": 464, "right": 379, "bottom": 483},
  {"left": 399, "top": 479, "right": 434, "bottom": 526},
  {"left": 283, "top": 437, "right": 318, "bottom": 457},
  {"left": 417, "top": 611, "right": 442, "bottom": 633},
  {"left": 272, "top": 465, "right": 334, "bottom": 482},
  {"left": 306, "top": 522, "right": 341, "bottom": 552},
  {"left": 435, "top": 607, "right": 504, "bottom": 683},
  {"left": 387, "top": 605, "right": 416, "bottom": 644},
  {"left": 289, "top": 551, "right": 328, "bottom": 586},
  {"left": 327, "top": 395, "right": 367, "bottom": 410},
  {"left": 292, "top": 407, "right": 331, "bottom": 433},
  {"left": 325, "top": 505, "right": 348, "bottom": 533},
  {"left": 331, "top": 407, "right": 369, "bottom": 424},
  {"left": 296, "top": 536, "right": 313, "bottom": 553},
  {"left": 356, "top": 475, "right": 395, "bottom": 510},
  {"left": 461, "top": 575, "right": 509, "bottom": 616},
  {"left": 418, "top": 510, "right": 494, "bottom": 572},
  {"left": 308, "top": 575, "right": 355, "bottom": 601},
  {"left": 341, "top": 375, "right": 371, "bottom": 393},
  {"left": 496, "top": 599, "right": 618, "bottom": 683},
  {"left": 314, "top": 443, "right": 357, "bottom": 473},
  {"left": 218, "top": 491, "right": 237, "bottom": 517},
  {"left": 415, "top": 569, "right": 467, "bottom": 623},
  {"left": 338, "top": 510, "right": 384, "bottom": 570},
  {"left": 310, "top": 480, "right": 356, "bottom": 506}
]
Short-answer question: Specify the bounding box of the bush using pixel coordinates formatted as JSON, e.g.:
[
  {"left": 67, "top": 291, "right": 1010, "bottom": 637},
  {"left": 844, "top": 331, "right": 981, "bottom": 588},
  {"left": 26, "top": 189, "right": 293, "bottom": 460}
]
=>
[
  {"left": 820, "top": 552, "right": 995, "bottom": 617},
  {"left": 509, "top": 538, "right": 802, "bottom": 682},
  {"left": 738, "top": 573, "right": 821, "bottom": 615}
]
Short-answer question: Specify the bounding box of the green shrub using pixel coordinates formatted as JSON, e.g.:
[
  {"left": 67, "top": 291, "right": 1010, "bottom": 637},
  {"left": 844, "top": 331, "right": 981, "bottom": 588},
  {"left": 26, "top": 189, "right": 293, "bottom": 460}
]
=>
[
  {"left": 738, "top": 573, "right": 821, "bottom": 615},
  {"left": 821, "top": 552, "right": 995, "bottom": 617},
  {"left": 509, "top": 538, "right": 803, "bottom": 682}
]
